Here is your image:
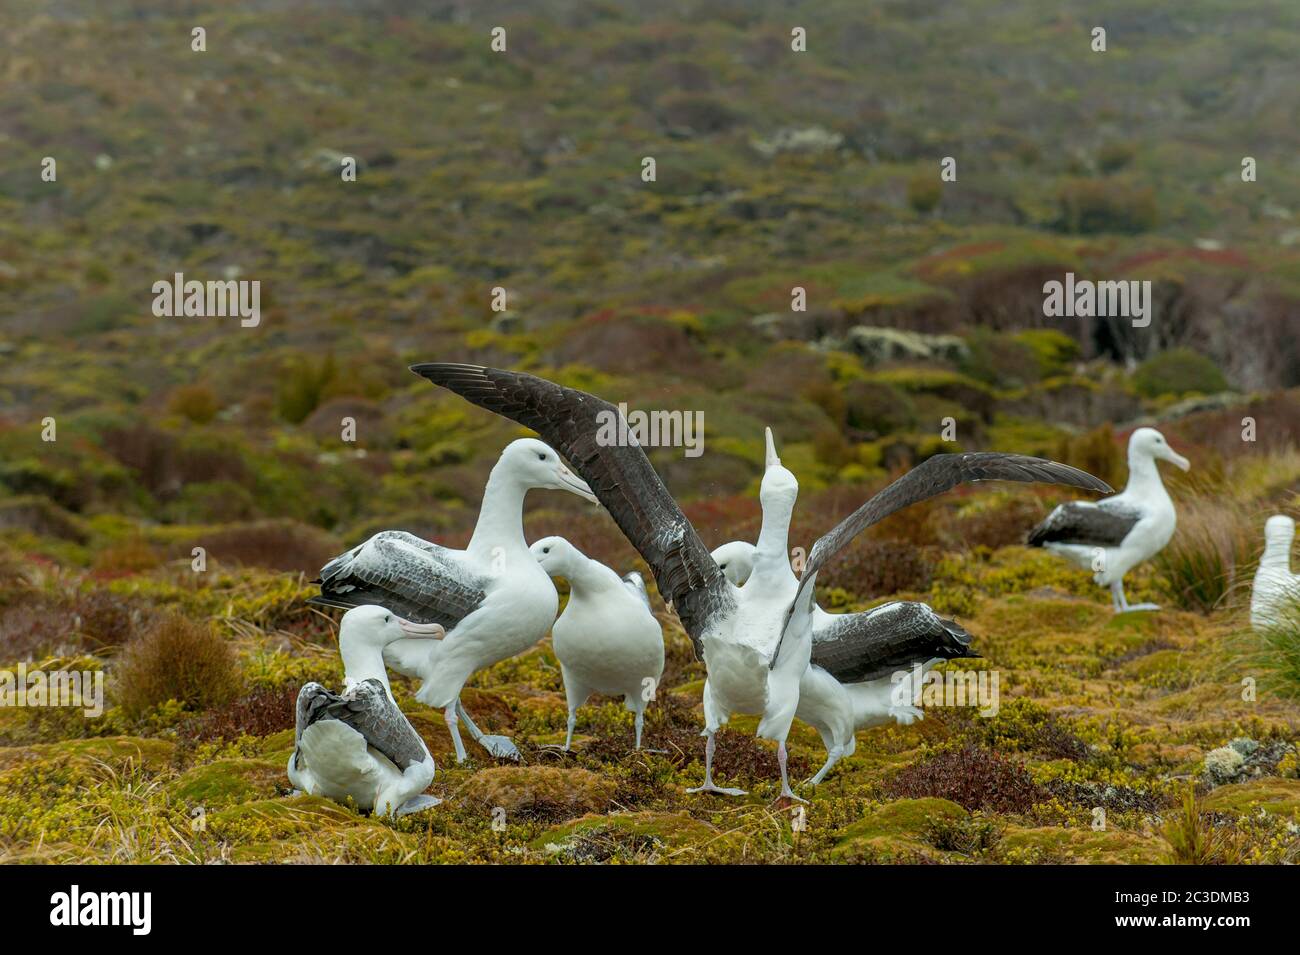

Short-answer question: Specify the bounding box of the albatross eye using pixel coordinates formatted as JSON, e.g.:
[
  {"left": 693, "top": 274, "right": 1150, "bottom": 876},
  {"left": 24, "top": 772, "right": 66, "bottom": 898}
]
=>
[
  {"left": 542, "top": 547, "right": 550, "bottom": 554},
  {"left": 537, "top": 452, "right": 547, "bottom": 461},
  {"left": 384, "top": 614, "right": 391, "bottom": 623}
]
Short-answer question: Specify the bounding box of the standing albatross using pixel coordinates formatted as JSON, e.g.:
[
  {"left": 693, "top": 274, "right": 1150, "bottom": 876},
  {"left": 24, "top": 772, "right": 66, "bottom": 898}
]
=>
[
  {"left": 288, "top": 605, "right": 439, "bottom": 818},
  {"left": 408, "top": 363, "right": 1111, "bottom": 799},
  {"left": 1251, "top": 515, "right": 1298, "bottom": 631},
  {"left": 1028, "top": 427, "right": 1188, "bottom": 613},
  {"left": 309, "top": 438, "right": 598, "bottom": 762},
  {"left": 531, "top": 536, "right": 665, "bottom": 750}
]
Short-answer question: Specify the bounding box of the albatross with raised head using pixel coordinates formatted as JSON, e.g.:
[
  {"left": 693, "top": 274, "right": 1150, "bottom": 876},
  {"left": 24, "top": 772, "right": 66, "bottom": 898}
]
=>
[
  {"left": 711, "top": 538, "right": 976, "bottom": 785},
  {"left": 287, "top": 605, "right": 439, "bottom": 817},
  {"left": 308, "top": 438, "right": 599, "bottom": 762},
  {"left": 530, "top": 536, "right": 665, "bottom": 750},
  {"left": 407, "top": 363, "right": 1111, "bottom": 800},
  {"left": 1028, "top": 427, "right": 1188, "bottom": 613}
]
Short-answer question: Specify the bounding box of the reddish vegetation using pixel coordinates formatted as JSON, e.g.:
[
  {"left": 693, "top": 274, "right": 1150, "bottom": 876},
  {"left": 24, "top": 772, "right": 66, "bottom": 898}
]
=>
[{"left": 883, "top": 744, "right": 1046, "bottom": 813}]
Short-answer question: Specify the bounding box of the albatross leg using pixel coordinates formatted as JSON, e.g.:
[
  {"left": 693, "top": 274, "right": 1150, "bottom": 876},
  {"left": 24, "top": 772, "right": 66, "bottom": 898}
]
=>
[
  {"left": 805, "top": 745, "right": 843, "bottom": 787},
  {"left": 777, "top": 742, "right": 808, "bottom": 803},
  {"left": 456, "top": 698, "right": 521, "bottom": 761},
  {"left": 444, "top": 705, "right": 468, "bottom": 764},
  {"left": 1114, "top": 580, "right": 1160, "bottom": 613},
  {"left": 1109, "top": 582, "right": 1125, "bottom": 613},
  {"left": 686, "top": 731, "right": 747, "bottom": 796}
]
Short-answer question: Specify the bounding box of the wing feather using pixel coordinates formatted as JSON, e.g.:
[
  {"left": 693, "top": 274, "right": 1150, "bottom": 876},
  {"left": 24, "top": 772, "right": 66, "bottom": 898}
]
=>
[
  {"left": 810, "top": 602, "right": 977, "bottom": 683},
  {"left": 410, "top": 362, "right": 732, "bottom": 655}
]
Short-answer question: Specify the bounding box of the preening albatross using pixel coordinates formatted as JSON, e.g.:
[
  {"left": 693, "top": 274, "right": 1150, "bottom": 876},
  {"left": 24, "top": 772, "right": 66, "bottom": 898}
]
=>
[
  {"left": 409, "top": 363, "right": 1111, "bottom": 798},
  {"left": 1028, "top": 427, "right": 1188, "bottom": 613},
  {"left": 309, "top": 438, "right": 598, "bottom": 762},
  {"left": 1251, "top": 515, "right": 1298, "bottom": 631},
  {"left": 531, "top": 536, "right": 665, "bottom": 750},
  {"left": 287, "top": 605, "right": 438, "bottom": 817}
]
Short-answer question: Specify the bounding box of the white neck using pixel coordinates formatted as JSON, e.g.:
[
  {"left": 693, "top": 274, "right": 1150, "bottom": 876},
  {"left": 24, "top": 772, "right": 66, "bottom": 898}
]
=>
[
  {"left": 340, "top": 638, "right": 393, "bottom": 698},
  {"left": 1260, "top": 539, "right": 1294, "bottom": 573},
  {"left": 1125, "top": 451, "right": 1167, "bottom": 496},
  {"left": 467, "top": 461, "right": 530, "bottom": 559},
  {"left": 751, "top": 496, "right": 797, "bottom": 587}
]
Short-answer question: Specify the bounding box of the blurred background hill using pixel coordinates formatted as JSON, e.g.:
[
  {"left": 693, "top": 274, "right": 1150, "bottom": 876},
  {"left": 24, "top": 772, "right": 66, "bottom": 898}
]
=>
[{"left": 1, "top": 0, "right": 1298, "bottom": 564}]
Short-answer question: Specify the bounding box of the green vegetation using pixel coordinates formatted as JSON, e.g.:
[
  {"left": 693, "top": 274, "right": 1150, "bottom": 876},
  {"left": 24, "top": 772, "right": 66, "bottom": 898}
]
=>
[{"left": 1, "top": 0, "right": 1298, "bottom": 864}]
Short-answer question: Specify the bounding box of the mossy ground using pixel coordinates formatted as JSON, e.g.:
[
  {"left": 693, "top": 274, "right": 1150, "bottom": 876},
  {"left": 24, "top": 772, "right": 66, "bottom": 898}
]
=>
[{"left": 2, "top": 543, "right": 1297, "bottom": 865}]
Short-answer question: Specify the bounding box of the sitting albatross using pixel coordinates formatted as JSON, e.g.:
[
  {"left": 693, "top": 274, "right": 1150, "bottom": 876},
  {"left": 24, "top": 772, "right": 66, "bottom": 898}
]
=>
[
  {"left": 309, "top": 438, "right": 599, "bottom": 762},
  {"left": 1028, "top": 427, "right": 1189, "bottom": 613},
  {"left": 1251, "top": 515, "right": 1298, "bottom": 631},
  {"left": 711, "top": 538, "right": 976, "bottom": 785},
  {"left": 287, "top": 605, "right": 439, "bottom": 817},
  {"left": 530, "top": 536, "right": 665, "bottom": 750},
  {"left": 408, "top": 363, "right": 1111, "bottom": 800}
]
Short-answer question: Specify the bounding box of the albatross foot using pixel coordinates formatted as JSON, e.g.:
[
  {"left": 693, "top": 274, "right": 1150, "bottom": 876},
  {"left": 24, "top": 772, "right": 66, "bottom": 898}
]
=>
[
  {"left": 478, "top": 735, "right": 522, "bottom": 761},
  {"left": 686, "top": 783, "right": 748, "bottom": 796},
  {"left": 395, "top": 795, "right": 442, "bottom": 817},
  {"left": 773, "top": 792, "right": 809, "bottom": 807},
  {"left": 1122, "top": 603, "right": 1161, "bottom": 613}
]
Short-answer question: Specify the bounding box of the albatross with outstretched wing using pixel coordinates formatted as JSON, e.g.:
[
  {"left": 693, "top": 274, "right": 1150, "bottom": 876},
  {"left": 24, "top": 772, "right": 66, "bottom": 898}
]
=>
[{"left": 410, "top": 363, "right": 1112, "bottom": 799}]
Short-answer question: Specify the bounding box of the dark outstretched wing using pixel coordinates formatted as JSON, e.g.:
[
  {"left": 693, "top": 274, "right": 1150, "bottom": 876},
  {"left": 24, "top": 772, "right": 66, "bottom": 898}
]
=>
[
  {"left": 1027, "top": 500, "right": 1141, "bottom": 548},
  {"left": 310, "top": 530, "right": 487, "bottom": 628},
  {"left": 327, "top": 679, "right": 430, "bottom": 771},
  {"left": 774, "top": 452, "right": 1111, "bottom": 667},
  {"left": 810, "top": 602, "right": 977, "bottom": 684},
  {"left": 410, "top": 362, "right": 732, "bottom": 656}
]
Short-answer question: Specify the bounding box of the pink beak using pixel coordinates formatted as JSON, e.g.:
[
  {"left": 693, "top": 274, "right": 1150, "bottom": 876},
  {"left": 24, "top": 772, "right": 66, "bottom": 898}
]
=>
[{"left": 398, "top": 618, "right": 446, "bottom": 639}]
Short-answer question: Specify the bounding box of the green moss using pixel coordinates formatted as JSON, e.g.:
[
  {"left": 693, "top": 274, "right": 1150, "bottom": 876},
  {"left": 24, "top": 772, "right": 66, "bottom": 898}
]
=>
[{"left": 169, "top": 757, "right": 286, "bottom": 808}]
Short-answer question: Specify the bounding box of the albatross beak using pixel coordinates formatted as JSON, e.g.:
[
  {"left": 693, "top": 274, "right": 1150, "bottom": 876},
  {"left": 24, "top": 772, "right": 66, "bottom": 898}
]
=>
[
  {"left": 555, "top": 465, "right": 599, "bottom": 504},
  {"left": 765, "top": 427, "right": 780, "bottom": 467},
  {"left": 398, "top": 619, "right": 446, "bottom": 639},
  {"left": 1164, "top": 450, "right": 1191, "bottom": 472}
]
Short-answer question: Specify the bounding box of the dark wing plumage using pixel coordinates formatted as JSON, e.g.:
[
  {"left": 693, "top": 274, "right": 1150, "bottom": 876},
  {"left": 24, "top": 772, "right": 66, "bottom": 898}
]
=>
[
  {"left": 410, "top": 362, "right": 732, "bottom": 657},
  {"left": 326, "top": 679, "right": 430, "bottom": 771},
  {"left": 310, "top": 530, "right": 487, "bottom": 628},
  {"left": 810, "top": 602, "right": 977, "bottom": 684},
  {"left": 772, "top": 452, "right": 1111, "bottom": 668},
  {"left": 293, "top": 681, "right": 339, "bottom": 770},
  {"left": 1027, "top": 500, "right": 1141, "bottom": 548}
]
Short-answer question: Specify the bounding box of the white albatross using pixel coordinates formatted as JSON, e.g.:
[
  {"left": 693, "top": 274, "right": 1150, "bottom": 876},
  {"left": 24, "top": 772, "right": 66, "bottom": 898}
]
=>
[
  {"left": 1251, "top": 515, "right": 1298, "bottom": 631},
  {"left": 309, "top": 438, "right": 598, "bottom": 763},
  {"left": 530, "top": 536, "right": 665, "bottom": 750},
  {"left": 711, "top": 539, "right": 976, "bottom": 785},
  {"left": 409, "top": 363, "right": 1110, "bottom": 801},
  {"left": 1028, "top": 427, "right": 1189, "bottom": 613},
  {"left": 287, "top": 605, "right": 439, "bottom": 817}
]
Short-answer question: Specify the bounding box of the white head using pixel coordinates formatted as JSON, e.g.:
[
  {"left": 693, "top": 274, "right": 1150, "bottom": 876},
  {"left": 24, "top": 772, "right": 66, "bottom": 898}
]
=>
[
  {"left": 497, "top": 438, "right": 598, "bottom": 502},
  {"left": 1264, "top": 514, "right": 1295, "bottom": 551},
  {"left": 1128, "top": 427, "right": 1190, "bottom": 472},
  {"left": 340, "top": 604, "right": 444, "bottom": 645},
  {"left": 530, "top": 535, "right": 584, "bottom": 577},
  {"left": 711, "top": 540, "right": 756, "bottom": 586},
  {"left": 760, "top": 427, "right": 799, "bottom": 513}
]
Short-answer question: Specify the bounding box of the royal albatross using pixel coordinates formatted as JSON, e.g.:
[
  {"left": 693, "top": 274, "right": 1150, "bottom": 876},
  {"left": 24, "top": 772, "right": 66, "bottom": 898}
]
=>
[
  {"left": 1251, "top": 515, "right": 1298, "bottom": 631},
  {"left": 408, "top": 363, "right": 1111, "bottom": 800},
  {"left": 531, "top": 536, "right": 665, "bottom": 750},
  {"left": 309, "top": 438, "right": 598, "bottom": 762},
  {"left": 1028, "top": 427, "right": 1188, "bottom": 613},
  {"left": 287, "top": 605, "right": 439, "bottom": 817},
  {"left": 712, "top": 538, "right": 976, "bottom": 786}
]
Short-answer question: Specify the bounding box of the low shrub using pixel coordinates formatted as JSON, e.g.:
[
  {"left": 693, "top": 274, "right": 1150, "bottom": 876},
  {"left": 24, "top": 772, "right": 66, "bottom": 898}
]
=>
[
  {"left": 1134, "top": 348, "right": 1229, "bottom": 399},
  {"left": 883, "top": 744, "right": 1046, "bottom": 813},
  {"left": 114, "top": 612, "right": 240, "bottom": 719}
]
